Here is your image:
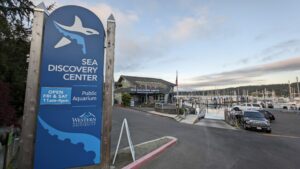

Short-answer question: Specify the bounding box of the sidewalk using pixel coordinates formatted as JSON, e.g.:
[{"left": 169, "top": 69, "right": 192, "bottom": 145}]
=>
[
  {"left": 147, "top": 111, "right": 177, "bottom": 119},
  {"left": 180, "top": 114, "right": 198, "bottom": 124},
  {"left": 195, "top": 119, "right": 237, "bottom": 130},
  {"left": 131, "top": 107, "right": 236, "bottom": 130},
  {"left": 205, "top": 109, "right": 225, "bottom": 120},
  {"left": 144, "top": 109, "right": 198, "bottom": 125}
]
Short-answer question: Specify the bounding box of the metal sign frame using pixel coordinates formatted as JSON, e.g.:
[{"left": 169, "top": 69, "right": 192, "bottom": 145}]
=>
[{"left": 112, "top": 118, "right": 136, "bottom": 165}]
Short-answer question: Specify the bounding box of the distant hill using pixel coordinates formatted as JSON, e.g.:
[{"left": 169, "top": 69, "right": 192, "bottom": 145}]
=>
[{"left": 179, "top": 83, "right": 300, "bottom": 97}]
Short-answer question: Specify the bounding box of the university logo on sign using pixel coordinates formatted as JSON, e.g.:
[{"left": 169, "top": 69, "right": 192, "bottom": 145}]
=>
[{"left": 34, "top": 6, "right": 105, "bottom": 169}]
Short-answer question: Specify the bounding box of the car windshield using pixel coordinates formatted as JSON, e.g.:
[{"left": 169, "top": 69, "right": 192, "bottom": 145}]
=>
[
  {"left": 253, "top": 104, "right": 260, "bottom": 107},
  {"left": 244, "top": 111, "right": 264, "bottom": 118}
]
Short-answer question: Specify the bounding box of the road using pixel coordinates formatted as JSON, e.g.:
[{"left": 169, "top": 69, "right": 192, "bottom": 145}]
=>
[{"left": 111, "top": 107, "right": 300, "bottom": 169}]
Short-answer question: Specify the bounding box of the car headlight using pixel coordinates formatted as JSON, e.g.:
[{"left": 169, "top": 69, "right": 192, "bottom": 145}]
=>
[{"left": 245, "top": 120, "right": 251, "bottom": 124}]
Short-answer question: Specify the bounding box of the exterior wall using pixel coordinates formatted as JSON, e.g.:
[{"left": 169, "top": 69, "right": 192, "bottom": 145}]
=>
[
  {"left": 120, "top": 79, "right": 132, "bottom": 88},
  {"left": 170, "top": 86, "right": 174, "bottom": 93},
  {"left": 164, "top": 94, "right": 169, "bottom": 103},
  {"left": 115, "top": 76, "right": 175, "bottom": 105},
  {"left": 115, "top": 93, "right": 122, "bottom": 104}
]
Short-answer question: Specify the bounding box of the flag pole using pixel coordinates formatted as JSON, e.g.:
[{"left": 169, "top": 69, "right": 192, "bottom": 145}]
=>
[
  {"left": 176, "top": 71, "right": 179, "bottom": 99},
  {"left": 176, "top": 71, "right": 179, "bottom": 115}
]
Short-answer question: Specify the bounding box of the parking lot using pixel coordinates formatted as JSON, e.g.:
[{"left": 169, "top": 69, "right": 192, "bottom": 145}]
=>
[
  {"left": 113, "top": 107, "right": 300, "bottom": 169},
  {"left": 260, "top": 109, "right": 300, "bottom": 137},
  {"left": 225, "top": 107, "right": 300, "bottom": 138}
]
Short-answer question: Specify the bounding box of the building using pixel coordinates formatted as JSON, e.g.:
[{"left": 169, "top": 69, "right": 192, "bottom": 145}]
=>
[{"left": 114, "top": 75, "right": 176, "bottom": 105}]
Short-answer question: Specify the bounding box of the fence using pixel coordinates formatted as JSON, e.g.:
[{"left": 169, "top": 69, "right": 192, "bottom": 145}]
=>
[
  {"left": 224, "top": 109, "right": 242, "bottom": 127},
  {"left": 1, "top": 128, "right": 20, "bottom": 169}
]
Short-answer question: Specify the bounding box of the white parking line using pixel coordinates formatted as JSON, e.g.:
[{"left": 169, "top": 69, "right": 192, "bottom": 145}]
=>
[{"left": 262, "top": 133, "right": 300, "bottom": 139}]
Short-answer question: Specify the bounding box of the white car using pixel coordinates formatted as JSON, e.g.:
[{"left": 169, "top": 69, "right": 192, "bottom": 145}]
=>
[{"left": 237, "top": 103, "right": 262, "bottom": 111}]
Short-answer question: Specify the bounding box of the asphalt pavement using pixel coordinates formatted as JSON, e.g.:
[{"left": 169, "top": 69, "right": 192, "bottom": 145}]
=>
[
  {"left": 265, "top": 109, "right": 300, "bottom": 137},
  {"left": 111, "top": 107, "right": 300, "bottom": 169}
]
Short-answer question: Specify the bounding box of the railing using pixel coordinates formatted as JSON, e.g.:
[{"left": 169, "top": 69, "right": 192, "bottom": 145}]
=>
[
  {"left": 154, "top": 102, "right": 164, "bottom": 109},
  {"left": 224, "top": 109, "right": 242, "bottom": 127},
  {"left": 1, "top": 129, "right": 20, "bottom": 169}
]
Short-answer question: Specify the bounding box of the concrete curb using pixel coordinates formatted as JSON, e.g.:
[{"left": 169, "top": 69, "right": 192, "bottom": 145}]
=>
[{"left": 121, "top": 136, "right": 177, "bottom": 169}]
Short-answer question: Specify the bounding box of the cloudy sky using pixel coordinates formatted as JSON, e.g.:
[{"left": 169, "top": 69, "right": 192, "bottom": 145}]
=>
[{"left": 34, "top": 0, "right": 300, "bottom": 90}]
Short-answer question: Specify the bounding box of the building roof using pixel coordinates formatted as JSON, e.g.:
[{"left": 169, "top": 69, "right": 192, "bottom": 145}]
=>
[{"left": 117, "top": 75, "right": 175, "bottom": 87}]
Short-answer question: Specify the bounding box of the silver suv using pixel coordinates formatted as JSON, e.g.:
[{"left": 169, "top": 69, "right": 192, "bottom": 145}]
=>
[{"left": 239, "top": 103, "right": 262, "bottom": 111}]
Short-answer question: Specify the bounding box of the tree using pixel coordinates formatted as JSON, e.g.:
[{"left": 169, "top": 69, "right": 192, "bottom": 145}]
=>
[
  {"left": 0, "top": 81, "right": 16, "bottom": 126},
  {"left": 0, "top": 0, "right": 34, "bottom": 125},
  {"left": 122, "top": 93, "right": 132, "bottom": 107}
]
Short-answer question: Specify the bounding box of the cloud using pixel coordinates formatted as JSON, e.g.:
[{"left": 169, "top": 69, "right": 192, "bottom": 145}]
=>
[
  {"left": 233, "top": 39, "right": 300, "bottom": 66},
  {"left": 183, "top": 56, "right": 300, "bottom": 88},
  {"left": 260, "top": 39, "right": 300, "bottom": 61},
  {"left": 89, "top": 3, "right": 138, "bottom": 29},
  {"left": 115, "top": 7, "right": 224, "bottom": 72},
  {"left": 168, "top": 16, "right": 209, "bottom": 41}
]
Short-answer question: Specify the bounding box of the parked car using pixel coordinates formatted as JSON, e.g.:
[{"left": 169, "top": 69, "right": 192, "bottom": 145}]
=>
[
  {"left": 241, "top": 111, "right": 271, "bottom": 133},
  {"left": 266, "top": 102, "right": 274, "bottom": 108},
  {"left": 238, "top": 103, "right": 262, "bottom": 111},
  {"left": 258, "top": 109, "right": 275, "bottom": 122},
  {"left": 288, "top": 103, "right": 300, "bottom": 110},
  {"left": 231, "top": 106, "right": 242, "bottom": 111},
  {"left": 259, "top": 101, "right": 274, "bottom": 109}
]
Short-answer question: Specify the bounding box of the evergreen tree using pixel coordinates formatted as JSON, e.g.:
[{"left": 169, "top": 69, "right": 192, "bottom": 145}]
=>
[{"left": 0, "top": 0, "right": 34, "bottom": 126}]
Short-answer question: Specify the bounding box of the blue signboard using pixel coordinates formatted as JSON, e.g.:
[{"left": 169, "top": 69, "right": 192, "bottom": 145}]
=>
[{"left": 34, "top": 6, "right": 105, "bottom": 169}]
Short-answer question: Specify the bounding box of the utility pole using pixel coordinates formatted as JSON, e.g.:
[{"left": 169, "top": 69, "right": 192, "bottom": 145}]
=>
[
  {"left": 145, "top": 84, "right": 148, "bottom": 104},
  {"left": 17, "top": 3, "right": 48, "bottom": 169},
  {"left": 237, "top": 88, "right": 239, "bottom": 103},
  {"left": 176, "top": 71, "right": 179, "bottom": 114},
  {"left": 288, "top": 80, "right": 291, "bottom": 99},
  {"left": 264, "top": 88, "right": 267, "bottom": 101},
  {"left": 297, "top": 77, "right": 299, "bottom": 97},
  {"left": 101, "top": 14, "right": 115, "bottom": 169}
]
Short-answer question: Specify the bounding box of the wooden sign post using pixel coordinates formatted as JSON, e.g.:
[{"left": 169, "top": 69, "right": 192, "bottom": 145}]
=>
[
  {"left": 101, "top": 14, "right": 116, "bottom": 169},
  {"left": 17, "top": 3, "right": 48, "bottom": 169}
]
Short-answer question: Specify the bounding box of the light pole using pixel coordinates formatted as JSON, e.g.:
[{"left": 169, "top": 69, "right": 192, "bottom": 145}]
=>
[
  {"left": 145, "top": 84, "right": 148, "bottom": 104},
  {"left": 297, "top": 76, "right": 299, "bottom": 97}
]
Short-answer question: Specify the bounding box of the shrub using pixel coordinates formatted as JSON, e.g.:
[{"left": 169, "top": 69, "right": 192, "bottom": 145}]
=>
[{"left": 122, "top": 93, "right": 132, "bottom": 107}]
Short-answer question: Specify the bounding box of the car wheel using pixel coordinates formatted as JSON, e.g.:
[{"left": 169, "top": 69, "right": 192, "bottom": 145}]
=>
[{"left": 266, "top": 130, "right": 271, "bottom": 133}]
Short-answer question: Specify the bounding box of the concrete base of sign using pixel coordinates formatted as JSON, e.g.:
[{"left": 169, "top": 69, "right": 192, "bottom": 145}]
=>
[{"left": 111, "top": 136, "right": 177, "bottom": 169}]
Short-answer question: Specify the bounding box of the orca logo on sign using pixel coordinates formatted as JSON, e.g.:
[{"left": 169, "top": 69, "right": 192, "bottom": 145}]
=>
[{"left": 53, "top": 15, "right": 99, "bottom": 55}]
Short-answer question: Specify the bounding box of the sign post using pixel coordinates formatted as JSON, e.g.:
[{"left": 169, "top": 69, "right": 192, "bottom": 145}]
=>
[
  {"left": 101, "top": 14, "right": 116, "bottom": 169},
  {"left": 17, "top": 3, "right": 48, "bottom": 169}
]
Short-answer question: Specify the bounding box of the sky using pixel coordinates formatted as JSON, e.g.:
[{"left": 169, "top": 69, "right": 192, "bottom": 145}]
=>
[{"left": 33, "top": 0, "right": 300, "bottom": 90}]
